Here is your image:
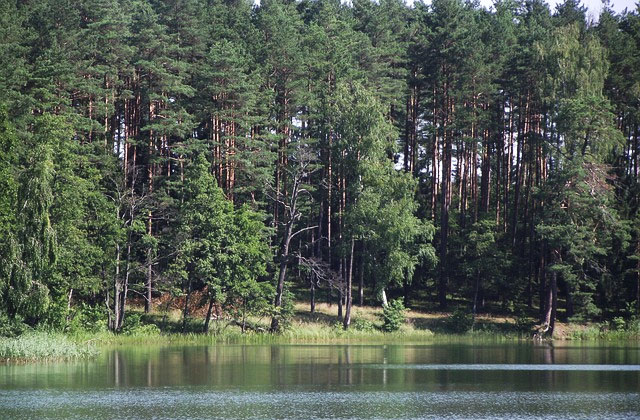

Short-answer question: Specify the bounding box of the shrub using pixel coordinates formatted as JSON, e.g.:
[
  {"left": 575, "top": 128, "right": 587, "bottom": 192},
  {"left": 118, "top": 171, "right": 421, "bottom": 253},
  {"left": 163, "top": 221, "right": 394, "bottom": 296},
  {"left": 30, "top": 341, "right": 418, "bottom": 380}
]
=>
[
  {"left": 446, "top": 309, "right": 474, "bottom": 333},
  {"left": 611, "top": 316, "right": 626, "bottom": 332},
  {"left": 382, "top": 299, "right": 406, "bottom": 332},
  {"left": 0, "top": 314, "right": 29, "bottom": 338},
  {"left": 121, "top": 313, "right": 160, "bottom": 336},
  {"left": 514, "top": 309, "right": 534, "bottom": 334},
  {"left": 351, "top": 318, "right": 377, "bottom": 333},
  {"left": 269, "top": 285, "right": 295, "bottom": 331},
  {"left": 66, "top": 303, "right": 108, "bottom": 333},
  {"left": 124, "top": 323, "right": 161, "bottom": 336}
]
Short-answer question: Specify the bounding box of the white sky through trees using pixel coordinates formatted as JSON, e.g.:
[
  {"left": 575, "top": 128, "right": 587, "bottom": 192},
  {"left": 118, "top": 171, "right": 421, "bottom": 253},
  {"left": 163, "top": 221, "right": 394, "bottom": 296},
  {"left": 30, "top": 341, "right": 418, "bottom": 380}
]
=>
[{"left": 400, "top": 0, "right": 638, "bottom": 20}]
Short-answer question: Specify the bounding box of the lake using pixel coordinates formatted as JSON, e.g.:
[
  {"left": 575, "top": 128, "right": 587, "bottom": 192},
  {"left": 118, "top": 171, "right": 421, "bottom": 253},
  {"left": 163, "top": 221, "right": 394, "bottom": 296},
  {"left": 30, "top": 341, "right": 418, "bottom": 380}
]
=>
[{"left": 1, "top": 340, "right": 639, "bottom": 419}]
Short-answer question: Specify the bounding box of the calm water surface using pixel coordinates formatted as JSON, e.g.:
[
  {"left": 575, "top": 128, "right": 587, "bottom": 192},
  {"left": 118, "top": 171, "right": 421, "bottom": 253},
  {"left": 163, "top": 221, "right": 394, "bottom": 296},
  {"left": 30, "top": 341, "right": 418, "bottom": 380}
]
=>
[{"left": 1, "top": 341, "right": 639, "bottom": 419}]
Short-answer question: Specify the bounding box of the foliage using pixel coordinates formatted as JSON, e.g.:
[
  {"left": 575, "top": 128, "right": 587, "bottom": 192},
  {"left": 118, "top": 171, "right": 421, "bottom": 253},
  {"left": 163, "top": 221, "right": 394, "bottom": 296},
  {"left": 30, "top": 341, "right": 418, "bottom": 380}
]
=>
[
  {"left": 66, "top": 304, "right": 109, "bottom": 334},
  {"left": 0, "top": 313, "right": 29, "bottom": 338},
  {"left": 171, "top": 154, "right": 272, "bottom": 328},
  {"left": 270, "top": 285, "right": 295, "bottom": 331},
  {"left": 446, "top": 309, "right": 474, "bottom": 334},
  {"left": 351, "top": 318, "right": 377, "bottom": 333},
  {"left": 0, "top": 0, "right": 639, "bottom": 336},
  {"left": 514, "top": 309, "right": 535, "bottom": 334},
  {"left": 381, "top": 298, "right": 406, "bottom": 332},
  {"left": 121, "top": 313, "right": 161, "bottom": 336}
]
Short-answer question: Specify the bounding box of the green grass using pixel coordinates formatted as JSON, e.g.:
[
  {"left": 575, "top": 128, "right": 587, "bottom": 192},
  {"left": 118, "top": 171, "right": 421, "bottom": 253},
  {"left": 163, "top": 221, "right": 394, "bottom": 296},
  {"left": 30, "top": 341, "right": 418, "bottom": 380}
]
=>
[
  {"left": 65, "top": 301, "right": 529, "bottom": 347},
  {"left": 0, "top": 332, "right": 98, "bottom": 362},
  {"left": 563, "top": 323, "right": 640, "bottom": 341},
  {"left": 4, "top": 302, "right": 638, "bottom": 363}
]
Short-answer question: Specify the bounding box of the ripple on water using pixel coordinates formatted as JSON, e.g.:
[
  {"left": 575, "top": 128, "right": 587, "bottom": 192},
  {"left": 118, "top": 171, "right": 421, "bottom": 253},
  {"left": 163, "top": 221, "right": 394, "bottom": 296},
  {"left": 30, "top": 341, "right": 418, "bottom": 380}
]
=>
[
  {"left": 367, "top": 364, "right": 640, "bottom": 371},
  {"left": 1, "top": 389, "right": 639, "bottom": 420}
]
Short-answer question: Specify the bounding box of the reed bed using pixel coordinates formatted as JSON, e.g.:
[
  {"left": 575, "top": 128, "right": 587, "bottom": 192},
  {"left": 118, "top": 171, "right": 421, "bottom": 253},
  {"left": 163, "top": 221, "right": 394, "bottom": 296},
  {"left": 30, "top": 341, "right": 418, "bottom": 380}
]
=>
[{"left": 0, "top": 332, "right": 98, "bottom": 362}]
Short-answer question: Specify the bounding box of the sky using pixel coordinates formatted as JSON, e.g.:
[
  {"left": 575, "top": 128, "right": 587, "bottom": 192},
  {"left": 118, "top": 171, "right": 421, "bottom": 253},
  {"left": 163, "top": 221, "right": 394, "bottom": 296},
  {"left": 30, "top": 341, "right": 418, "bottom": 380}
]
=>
[
  {"left": 406, "top": 0, "right": 638, "bottom": 20},
  {"left": 477, "top": 0, "right": 637, "bottom": 19}
]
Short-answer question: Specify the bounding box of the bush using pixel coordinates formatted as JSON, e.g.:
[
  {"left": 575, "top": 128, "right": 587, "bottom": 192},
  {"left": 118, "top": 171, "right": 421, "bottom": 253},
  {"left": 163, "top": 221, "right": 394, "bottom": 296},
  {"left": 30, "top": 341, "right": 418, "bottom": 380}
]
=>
[
  {"left": 66, "top": 303, "right": 108, "bottom": 333},
  {"left": 121, "top": 313, "right": 160, "bottom": 336},
  {"left": 0, "top": 314, "right": 30, "bottom": 338},
  {"left": 269, "top": 285, "right": 295, "bottom": 331},
  {"left": 611, "top": 316, "right": 626, "bottom": 332},
  {"left": 446, "top": 309, "right": 474, "bottom": 333},
  {"left": 628, "top": 319, "right": 640, "bottom": 333},
  {"left": 382, "top": 299, "right": 406, "bottom": 332},
  {"left": 351, "top": 318, "right": 377, "bottom": 333},
  {"left": 331, "top": 318, "right": 377, "bottom": 334},
  {"left": 514, "top": 309, "right": 534, "bottom": 334}
]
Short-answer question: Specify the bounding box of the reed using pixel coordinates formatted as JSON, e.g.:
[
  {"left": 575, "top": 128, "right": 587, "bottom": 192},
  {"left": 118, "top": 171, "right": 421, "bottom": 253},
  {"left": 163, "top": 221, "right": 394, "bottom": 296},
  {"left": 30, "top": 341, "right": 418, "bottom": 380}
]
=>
[{"left": 0, "top": 332, "right": 98, "bottom": 362}]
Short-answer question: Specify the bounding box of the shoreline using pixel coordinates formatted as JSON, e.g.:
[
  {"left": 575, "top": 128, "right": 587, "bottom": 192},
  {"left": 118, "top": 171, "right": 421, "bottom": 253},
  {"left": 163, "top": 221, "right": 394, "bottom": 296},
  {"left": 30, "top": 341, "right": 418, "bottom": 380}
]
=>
[{"left": 2, "top": 302, "right": 638, "bottom": 363}]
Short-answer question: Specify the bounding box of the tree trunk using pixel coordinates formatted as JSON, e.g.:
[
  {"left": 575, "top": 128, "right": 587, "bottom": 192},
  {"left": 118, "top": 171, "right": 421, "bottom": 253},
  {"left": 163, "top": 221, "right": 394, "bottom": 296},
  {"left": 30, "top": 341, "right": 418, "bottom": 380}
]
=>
[
  {"left": 271, "top": 202, "right": 295, "bottom": 332},
  {"left": 403, "top": 278, "right": 409, "bottom": 308},
  {"left": 343, "top": 238, "right": 355, "bottom": 330},
  {"left": 145, "top": 101, "right": 155, "bottom": 314},
  {"left": 473, "top": 270, "right": 481, "bottom": 316},
  {"left": 358, "top": 243, "right": 364, "bottom": 306},
  {"left": 271, "top": 233, "right": 291, "bottom": 332},
  {"left": 543, "top": 253, "right": 558, "bottom": 336},
  {"left": 119, "top": 231, "right": 132, "bottom": 330},
  {"left": 112, "top": 243, "right": 121, "bottom": 331},
  {"left": 204, "top": 297, "right": 215, "bottom": 333},
  {"left": 145, "top": 244, "right": 152, "bottom": 313},
  {"left": 439, "top": 99, "right": 451, "bottom": 309},
  {"left": 310, "top": 279, "right": 316, "bottom": 314},
  {"left": 182, "top": 278, "right": 192, "bottom": 333}
]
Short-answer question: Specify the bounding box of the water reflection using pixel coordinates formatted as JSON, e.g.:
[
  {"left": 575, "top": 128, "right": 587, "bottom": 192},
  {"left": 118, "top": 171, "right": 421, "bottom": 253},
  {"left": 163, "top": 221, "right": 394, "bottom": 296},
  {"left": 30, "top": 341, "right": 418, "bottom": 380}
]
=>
[{"left": 1, "top": 341, "right": 639, "bottom": 419}]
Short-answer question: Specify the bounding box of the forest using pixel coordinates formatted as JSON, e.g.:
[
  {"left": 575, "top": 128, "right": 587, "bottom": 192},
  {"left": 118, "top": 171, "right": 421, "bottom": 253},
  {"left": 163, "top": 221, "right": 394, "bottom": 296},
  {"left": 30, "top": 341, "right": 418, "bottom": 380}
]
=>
[{"left": 0, "top": 0, "right": 639, "bottom": 337}]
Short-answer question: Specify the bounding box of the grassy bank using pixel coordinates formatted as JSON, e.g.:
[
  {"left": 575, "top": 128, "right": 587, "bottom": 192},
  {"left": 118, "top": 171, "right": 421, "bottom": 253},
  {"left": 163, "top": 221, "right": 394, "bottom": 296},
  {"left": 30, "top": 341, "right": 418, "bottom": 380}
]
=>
[
  {"left": 2, "top": 302, "right": 638, "bottom": 362},
  {"left": 70, "top": 301, "right": 640, "bottom": 347},
  {"left": 0, "top": 332, "right": 98, "bottom": 363}
]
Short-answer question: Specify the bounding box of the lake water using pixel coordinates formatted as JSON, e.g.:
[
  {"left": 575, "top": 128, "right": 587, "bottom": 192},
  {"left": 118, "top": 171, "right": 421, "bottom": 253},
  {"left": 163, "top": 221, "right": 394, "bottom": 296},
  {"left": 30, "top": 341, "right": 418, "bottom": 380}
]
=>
[{"left": 1, "top": 340, "right": 639, "bottom": 419}]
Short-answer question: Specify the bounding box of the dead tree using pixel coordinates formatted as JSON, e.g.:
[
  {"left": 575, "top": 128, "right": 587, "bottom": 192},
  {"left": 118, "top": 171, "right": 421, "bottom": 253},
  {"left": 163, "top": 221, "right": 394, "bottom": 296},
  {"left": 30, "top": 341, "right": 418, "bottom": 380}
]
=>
[
  {"left": 298, "top": 255, "right": 345, "bottom": 315},
  {"left": 268, "top": 146, "right": 318, "bottom": 332}
]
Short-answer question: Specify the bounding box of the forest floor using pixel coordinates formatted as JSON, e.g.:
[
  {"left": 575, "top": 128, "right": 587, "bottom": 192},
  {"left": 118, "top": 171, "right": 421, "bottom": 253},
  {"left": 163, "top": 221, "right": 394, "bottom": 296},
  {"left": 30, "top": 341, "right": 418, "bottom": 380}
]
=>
[{"left": 101, "top": 298, "right": 637, "bottom": 343}]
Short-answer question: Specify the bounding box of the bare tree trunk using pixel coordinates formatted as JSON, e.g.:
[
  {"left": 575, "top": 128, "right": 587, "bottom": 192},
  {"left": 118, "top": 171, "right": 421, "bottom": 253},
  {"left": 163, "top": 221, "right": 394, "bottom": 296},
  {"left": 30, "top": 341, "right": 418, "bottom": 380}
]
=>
[
  {"left": 271, "top": 152, "right": 316, "bottom": 332},
  {"left": 112, "top": 243, "right": 121, "bottom": 331},
  {"left": 358, "top": 243, "right": 364, "bottom": 306},
  {"left": 310, "top": 279, "right": 316, "bottom": 314},
  {"left": 343, "top": 239, "right": 355, "bottom": 329},
  {"left": 439, "top": 91, "right": 451, "bottom": 309},
  {"left": 431, "top": 84, "right": 438, "bottom": 220},
  {"left": 182, "top": 278, "right": 192, "bottom": 333},
  {"left": 204, "top": 297, "right": 215, "bottom": 333},
  {"left": 542, "top": 252, "right": 558, "bottom": 336},
  {"left": 271, "top": 231, "right": 292, "bottom": 332},
  {"left": 473, "top": 270, "right": 480, "bottom": 316},
  {"left": 145, "top": 101, "right": 155, "bottom": 314},
  {"left": 145, "top": 245, "right": 152, "bottom": 313},
  {"left": 403, "top": 279, "right": 410, "bottom": 307},
  {"left": 66, "top": 288, "right": 73, "bottom": 314},
  {"left": 119, "top": 232, "right": 132, "bottom": 330},
  {"left": 337, "top": 288, "right": 343, "bottom": 320}
]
